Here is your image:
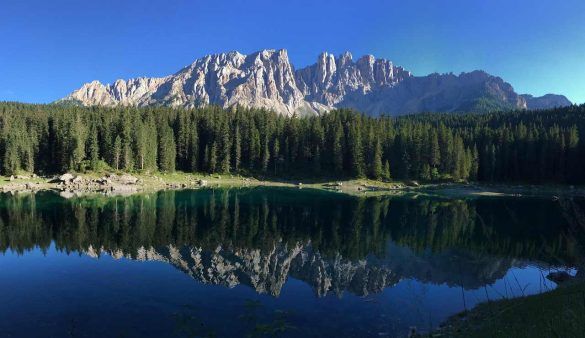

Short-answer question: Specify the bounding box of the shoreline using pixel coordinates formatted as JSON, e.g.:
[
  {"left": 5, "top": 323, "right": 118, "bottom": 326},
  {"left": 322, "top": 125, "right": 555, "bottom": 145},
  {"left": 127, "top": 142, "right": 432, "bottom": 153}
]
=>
[
  {"left": 431, "top": 279, "right": 585, "bottom": 338},
  {"left": 1, "top": 172, "right": 584, "bottom": 199}
]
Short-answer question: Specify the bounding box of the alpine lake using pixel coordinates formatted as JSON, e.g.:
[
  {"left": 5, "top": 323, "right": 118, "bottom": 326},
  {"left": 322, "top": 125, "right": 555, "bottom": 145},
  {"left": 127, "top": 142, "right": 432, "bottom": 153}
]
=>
[{"left": 0, "top": 187, "right": 582, "bottom": 337}]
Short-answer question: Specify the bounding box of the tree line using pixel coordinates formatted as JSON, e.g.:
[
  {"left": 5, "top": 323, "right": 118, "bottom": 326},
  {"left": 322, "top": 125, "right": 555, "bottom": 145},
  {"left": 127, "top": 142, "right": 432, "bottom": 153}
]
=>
[{"left": 0, "top": 102, "right": 583, "bottom": 183}]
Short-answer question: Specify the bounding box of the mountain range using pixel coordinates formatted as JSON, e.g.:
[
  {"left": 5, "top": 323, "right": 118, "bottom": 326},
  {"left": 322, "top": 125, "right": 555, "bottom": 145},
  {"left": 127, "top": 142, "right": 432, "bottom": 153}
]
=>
[
  {"left": 85, "top": 241, "right": 522, "bottom": 297},
  {"left": 59, "top": 49, "right": 572, "bottom": 116}
]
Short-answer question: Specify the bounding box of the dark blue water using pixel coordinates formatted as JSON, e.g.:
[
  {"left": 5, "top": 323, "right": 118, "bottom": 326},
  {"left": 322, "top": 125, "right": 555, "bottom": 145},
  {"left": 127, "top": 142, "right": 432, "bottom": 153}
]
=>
[{"left": 0, "top": 188, "right": 581, "bottom": 337}]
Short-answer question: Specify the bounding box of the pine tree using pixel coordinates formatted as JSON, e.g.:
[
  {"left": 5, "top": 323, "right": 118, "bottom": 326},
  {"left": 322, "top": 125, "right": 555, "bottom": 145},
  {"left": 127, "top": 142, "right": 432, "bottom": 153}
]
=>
[
  {"left": 261, "top": 136, "right": 270, "bottom": 173},
  {"left": 233, "top": 124, "right": 241, "bottom": 172},
  {"left": 71, "top": 114, "right": 88, "bottom": 170},
  {"left": 208, "top": 142, "right": 217, "bottom": 173},
  {"left": 313, "top": 145, "right": 321, "bottom": 173},
  {"left": 332, "top": 120, "right": 344, "bottom": 175},
  {"left": 158, "top": 125, "right": 176, "bottom": 172},
  {"left": 370, "top": 137, "right": 383, "bottom": 179},
  {"left": 3, "top": 134, "right": 20, "bottom": 174},
  {"left": 249, "top": 124, "right": 261, "bottom": 170},
  {"left": 348, "top": 122, "right": 364, "bottom": 177},
  {"left": 88, "top": 128, "right": 99, "bottom": 171},
  {"left": 421, "top": 163, "right": 431, "bottom": 181},
  {"left": 135, "top": 122, "right": 148, "bottom": 171},
  {"left": 429, "top": 131, "right": 441, "bottom": 168},
  {"left": 219, "top": 121, "right": 231, "bottom": 173},
  {"left": 113, "top": 136, "right": 122, "bottom": 171},
  {"left": 470, "top": 145, "right": 479, "bottom": 180},
  {"left": 123, "top": 143, "right": 133, "bottom": 171},
  {"left": 383, "top": 160, "right": 391, "bottom": 181},
  {"left": 272, "top": 138, "right": 280, "bottom": 174},
  {"left": 120, "top": 110, "right": 134, "bottom": 171},
  {"left": 189, "top": 119, "right": 199, "bottom": 172}
]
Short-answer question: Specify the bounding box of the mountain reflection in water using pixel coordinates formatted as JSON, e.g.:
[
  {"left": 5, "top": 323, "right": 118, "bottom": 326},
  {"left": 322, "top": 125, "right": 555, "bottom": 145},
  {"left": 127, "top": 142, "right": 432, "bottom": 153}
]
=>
[{"left": 0, "top": 188, "right": 583, "bottom": 337}]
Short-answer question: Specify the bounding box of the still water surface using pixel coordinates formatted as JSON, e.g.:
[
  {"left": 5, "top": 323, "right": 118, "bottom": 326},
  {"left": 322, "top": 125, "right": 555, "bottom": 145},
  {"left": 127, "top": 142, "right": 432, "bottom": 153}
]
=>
[{"left": 0, "top": 188, "right": 582, "bottom": 337}]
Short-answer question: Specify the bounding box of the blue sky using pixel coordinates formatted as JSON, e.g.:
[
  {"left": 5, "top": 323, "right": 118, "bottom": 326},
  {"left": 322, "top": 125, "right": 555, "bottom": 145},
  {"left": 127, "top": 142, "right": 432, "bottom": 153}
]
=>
[{"left": 1, "top": 0, "right": 584, "bottom": 104}]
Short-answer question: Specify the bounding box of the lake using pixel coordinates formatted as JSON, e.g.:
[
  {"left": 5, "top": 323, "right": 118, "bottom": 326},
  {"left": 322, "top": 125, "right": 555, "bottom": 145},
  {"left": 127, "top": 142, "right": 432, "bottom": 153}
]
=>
[{"left": 0, "top": 188, "right": 582, "bottom": 337}]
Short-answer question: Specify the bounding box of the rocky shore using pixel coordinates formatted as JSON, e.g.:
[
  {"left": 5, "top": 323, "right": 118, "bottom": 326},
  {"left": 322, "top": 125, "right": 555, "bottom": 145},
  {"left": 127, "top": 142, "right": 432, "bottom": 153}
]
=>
[
  {"left": 0, "top": 172, "right": 412, "bottom": 197},
  {"left": 2, "top": 173, "right": 584, "bottom": 199},
  {"left": 0, "top": 172, "right": 212, "bottom": 197}
]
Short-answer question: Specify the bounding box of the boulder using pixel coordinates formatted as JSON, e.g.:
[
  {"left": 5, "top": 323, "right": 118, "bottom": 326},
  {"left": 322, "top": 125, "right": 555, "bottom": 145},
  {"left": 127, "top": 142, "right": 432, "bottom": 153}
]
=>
[
  {"left": 110, "top": 184, "right": 138, "bottom": 193},
  {"left": 59, "top": 173, "right": 75, "bottom": 182},
  {"left": 96, "top": 177, "right": 108, "bottom": 184},
  {"left": 119, "top": 174, "right": 139, "bottom": 185}
]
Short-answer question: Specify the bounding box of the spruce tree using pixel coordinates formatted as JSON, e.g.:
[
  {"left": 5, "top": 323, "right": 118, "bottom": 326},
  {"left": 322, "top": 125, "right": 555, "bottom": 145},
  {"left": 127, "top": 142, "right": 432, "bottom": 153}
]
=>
[
  {"left": 88, "top": 128, "right": 99, "bottom": 171},
  {"left": 233, "top": 125, "right": 241, "bottom": 172},
  {"left": 370, "top": 137, "right": 383, "bottom": 179},
  {"left": 158, "top": 125, "right": 176, "bottom": 172},
  {"left": 113, "top": 136, "right": 122, "bottom": 171},
  {"left": 332, "top": 121, "right": 344, "bottom": 175},
  {"left": 383, "top": 160, "right": 391, "bottom": 181}
]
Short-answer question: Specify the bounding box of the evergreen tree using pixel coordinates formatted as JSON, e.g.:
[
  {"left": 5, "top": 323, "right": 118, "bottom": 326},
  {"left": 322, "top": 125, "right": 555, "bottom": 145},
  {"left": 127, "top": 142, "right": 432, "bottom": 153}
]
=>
[
  {"left": 261, "top": 136, "right": 270, "bottom": 173},
  {"left": 370, "top": 137, "right": 383, "bottom": 179},
  {"left": 88, "top": 127, "right": 99, "bottom": 171},
  {"left": 383, "top": 160, "right": 391, "bottom": 181},
  {"left": 348, "top": 122, "right": 364, "bottom": 177},
  {"left": 332, "top": 120, "right": 344, "bottom": 175},
  {"left": 272, "top": 138, "right": 280, "bottom": 174},
  {"left": 113, "top": 136, "right": 122, "bottom": 171},
  {"left": 158, "top": 125, "right": 176, "bottom": 172},
  {"left": 233, "top": 124, "right": 241, "bottom": 172},
  {"left": 219, "top": 121, "right": 231, "bottom": 173},
  {"left": 71, "top": 114, "right": 88, "bottom": 170}
]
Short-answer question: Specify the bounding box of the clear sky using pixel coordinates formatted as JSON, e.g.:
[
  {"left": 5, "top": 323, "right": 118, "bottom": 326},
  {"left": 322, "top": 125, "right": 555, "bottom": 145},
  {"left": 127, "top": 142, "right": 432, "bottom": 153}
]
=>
[{"left": 1, "top": 0, "right": 584, "bottom": 104}]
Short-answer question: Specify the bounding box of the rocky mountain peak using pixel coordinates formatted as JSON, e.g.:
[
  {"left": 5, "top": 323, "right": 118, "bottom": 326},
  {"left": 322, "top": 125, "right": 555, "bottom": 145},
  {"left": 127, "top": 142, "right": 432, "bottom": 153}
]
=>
[
  {"left": 521, "top": 93, "right": 572, "bottom": 110},
  {"left": 338, "top": 51, "right": 353, "bottom": 67},
  {"left": 59, "top": 49, "right": 571, "bottom": 115}
]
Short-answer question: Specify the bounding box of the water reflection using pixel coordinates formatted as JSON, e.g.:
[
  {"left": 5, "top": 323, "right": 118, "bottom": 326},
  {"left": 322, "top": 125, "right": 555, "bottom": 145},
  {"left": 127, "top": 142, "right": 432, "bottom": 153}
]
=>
[{"left": 1, "top": 188, "right": 583, "bottom": 298}]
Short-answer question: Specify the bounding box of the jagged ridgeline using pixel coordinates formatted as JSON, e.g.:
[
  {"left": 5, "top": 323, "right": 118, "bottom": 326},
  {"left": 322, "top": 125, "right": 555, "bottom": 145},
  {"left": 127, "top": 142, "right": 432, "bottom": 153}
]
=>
[
  {"left": 0, "top": 189, "right": 583, "bottom": 296},
  {"left": 57, "top": 49, "right": 572, "bottom": 116},
  {"left": 0, "top": 102, "right": 584, "bottom": 183}
]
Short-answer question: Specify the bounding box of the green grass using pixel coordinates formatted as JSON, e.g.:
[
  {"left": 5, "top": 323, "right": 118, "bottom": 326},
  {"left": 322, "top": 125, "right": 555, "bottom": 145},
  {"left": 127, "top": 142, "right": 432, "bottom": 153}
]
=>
[
  {"left": 1, "top": 171, "right": 583, "bottom": 200},
  {"left": 436, "top": 281, "right": 585, "bottom": 338}
]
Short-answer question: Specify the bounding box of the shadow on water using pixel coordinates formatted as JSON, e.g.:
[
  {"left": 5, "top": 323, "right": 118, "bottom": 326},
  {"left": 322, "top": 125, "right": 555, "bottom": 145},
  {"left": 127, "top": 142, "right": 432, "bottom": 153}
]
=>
[{"left": 0, "top": 187, "right": 584, "bottom": 337}]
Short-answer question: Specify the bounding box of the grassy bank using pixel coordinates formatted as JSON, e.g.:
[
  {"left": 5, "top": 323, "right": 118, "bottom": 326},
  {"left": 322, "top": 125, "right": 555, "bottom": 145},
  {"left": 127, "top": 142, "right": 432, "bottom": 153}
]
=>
[
  {"left": 435, "top": 281, "right": 585, "bottom": 338},
  {"left": 1, "top": 171, "right": 585, "bottom": 198},
  {"left": 0, "top": 171, "right": 413, "bottom": 196}
]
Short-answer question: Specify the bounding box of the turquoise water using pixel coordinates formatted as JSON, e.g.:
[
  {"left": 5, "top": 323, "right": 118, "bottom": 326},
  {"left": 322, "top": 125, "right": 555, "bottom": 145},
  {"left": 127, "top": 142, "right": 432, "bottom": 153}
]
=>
[{"left": 0, "top": 188, "right": 581, "bottom": 337}]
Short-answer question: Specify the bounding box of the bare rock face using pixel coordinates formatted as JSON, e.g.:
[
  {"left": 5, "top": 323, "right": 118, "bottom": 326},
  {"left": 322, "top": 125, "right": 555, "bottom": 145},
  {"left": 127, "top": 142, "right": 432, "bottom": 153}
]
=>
[
  {"left": 59, "top": 49, "right": 571, "bottom": 116},
  {"left": 521, "top": 94, "right": 572, "bottom": 110},
  {"left": 294, "top": 52, "right": 411, "bottom": 107},
  {"left": 61, "top": 50, "right": 322, "bottom": 116}
]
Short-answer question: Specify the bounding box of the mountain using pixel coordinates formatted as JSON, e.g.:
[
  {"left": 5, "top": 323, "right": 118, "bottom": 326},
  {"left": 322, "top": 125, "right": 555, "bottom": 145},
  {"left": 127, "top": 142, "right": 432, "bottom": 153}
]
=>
[
  {"left": 521, "top": 94, "right": 573, "bottom": 110},
  {"left": 59, "top": 49, "right": 571, "bottom": 116},
  {"left": 84, "top": 241, "right": 522, "bottom": 297}
]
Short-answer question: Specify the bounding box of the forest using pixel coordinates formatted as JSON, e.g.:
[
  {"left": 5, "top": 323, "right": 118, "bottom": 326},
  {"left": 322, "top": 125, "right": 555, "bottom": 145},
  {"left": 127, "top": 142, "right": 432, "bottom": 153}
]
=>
[{"left": 0, "top": 102, "right": 583, "bottom": 183}]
